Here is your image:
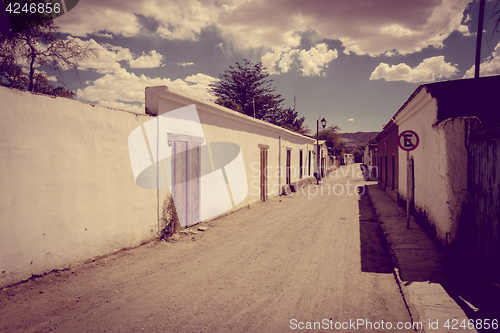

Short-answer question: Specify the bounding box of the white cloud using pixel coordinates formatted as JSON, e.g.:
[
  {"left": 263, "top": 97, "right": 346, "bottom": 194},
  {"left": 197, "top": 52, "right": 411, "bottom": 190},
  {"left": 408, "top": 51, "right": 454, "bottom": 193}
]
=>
[
  {"left": 262, "top": 47, "right": 300, "bottom": 75},
  {"left": 70, "top": 38, "right": 163, "bottom": 73},
  {"left": 370, "top": 56, "right": 458, "bottom": 83},
  {"left": 348, "top": 118, "right": 354, "bottom": 121},
  {"left": 261, "top": 49, "right": 284, "bottom": 75},
  {"left": 151, "top": 0, "right": 220, "bottom": 40},
  {"left": 99, "top": 101, "right": 145, "bottom": 113},
  {"left": 334, "top": 0, "right": 471, "bottom": 56},
  {"left": 58, "top": 5, "right": 141, "bottom": 37},
  {"left": 463, "top": 42, "right": 500, "bottom": 78},
  {"left": 379, "top": 24, "right": 414, "bottom": 37},
  {"left": 129, "top": 51, "right": 164, "bottom": 68},
  {"left": 58, "top": 0, "right": 219, "bottom": 41},
  {"left": 298, "top": 44, "right": 338, "bottom": 76},
  {"left": 185, "top": 73, "right": 216, "bottom": 86},
  {"left": 76, "top": 68, "right": 216, "bottom": 110},
  {"left": 57, "top": 0, "right": 472, "bottom": 57},
  {"left": 75, "top": 39, "right": 132, "bottom": 73},
  {"left": 176, "top": 62, "right": 195, "bottom": 66},
  {"left": 261, "top": 43, "right": 337, "bottom": 76},
  {"left": 217, "top": 0, "right": 472, "bottom": 56},
  {"left": 94, "top": 32, "right": 113, "bottom": 39},
  {"left": 279, "top": 49, "right": 300, "bottom": 74}
]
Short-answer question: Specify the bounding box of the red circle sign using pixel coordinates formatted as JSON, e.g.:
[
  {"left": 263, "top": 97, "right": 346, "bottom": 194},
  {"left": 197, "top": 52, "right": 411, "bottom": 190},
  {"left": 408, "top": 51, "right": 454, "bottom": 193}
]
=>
[{"left": 398, "top": 130, "right": 419, "bottom": 151}]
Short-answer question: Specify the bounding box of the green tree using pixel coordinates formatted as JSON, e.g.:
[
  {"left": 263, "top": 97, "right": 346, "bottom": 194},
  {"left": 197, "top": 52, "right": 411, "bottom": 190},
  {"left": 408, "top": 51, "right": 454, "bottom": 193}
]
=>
[
  {"left": 318, "top": 125, "right": 345, "bottom": 156},
  {"left": 30, "top": 72, "right": 76, "bottom": 98},
  {"left": 353, "top": 148, "right": 364, "bottom": 163},
  {"left": 214, "top": 97, "right": 242, "bottom": 113},
  {"left": 209, "top": 59, "right": 309, "bottom": 134},
  {"left": 273, "top": 108, "right": 310, "bottom": 135},
  {"left": 0, "top": 20, "right": 96, "bottom": 97},
  {"left": 209, "top": 59, "right": 283, "bottom": 118}
]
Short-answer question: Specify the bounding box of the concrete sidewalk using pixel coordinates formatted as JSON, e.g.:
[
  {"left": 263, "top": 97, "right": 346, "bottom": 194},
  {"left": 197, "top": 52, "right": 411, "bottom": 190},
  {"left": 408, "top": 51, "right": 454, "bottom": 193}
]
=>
[{"left": 366, "top": 184, "right": 477, "bottom": 333}]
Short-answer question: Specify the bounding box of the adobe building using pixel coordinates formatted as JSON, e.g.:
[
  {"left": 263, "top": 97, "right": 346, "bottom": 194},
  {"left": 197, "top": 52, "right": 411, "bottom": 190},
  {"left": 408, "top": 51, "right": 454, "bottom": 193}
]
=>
[
  {"left": 0, "top": 84, "right": 319, "bottom": 288},
  {"left": 144, "top": 86, "right": 318, "bottom": 213},
  {"left": 376, "top": 75, "right": 500, "bottom": 247},
  {"left": 362, "top": 142, "right": 377, "bottom": 178},
  {"left": 375, "top": 119, "right": 399, "bottom": 202}
]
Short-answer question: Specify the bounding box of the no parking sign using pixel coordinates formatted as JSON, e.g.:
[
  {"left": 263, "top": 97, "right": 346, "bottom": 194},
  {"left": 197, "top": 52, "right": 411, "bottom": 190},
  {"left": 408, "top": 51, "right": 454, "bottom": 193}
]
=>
[
  {"left": 398, "top": 130, "right": 418, "bottom": 229},
  {"left": 398, "top": 130, "right": 419, "bottom": 151}
]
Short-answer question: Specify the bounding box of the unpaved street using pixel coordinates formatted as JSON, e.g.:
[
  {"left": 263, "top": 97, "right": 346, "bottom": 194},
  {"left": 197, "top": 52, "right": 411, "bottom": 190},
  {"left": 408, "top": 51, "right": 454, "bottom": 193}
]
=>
[{"left": 1, "top": 164, "right": 414, "bottom": 332}]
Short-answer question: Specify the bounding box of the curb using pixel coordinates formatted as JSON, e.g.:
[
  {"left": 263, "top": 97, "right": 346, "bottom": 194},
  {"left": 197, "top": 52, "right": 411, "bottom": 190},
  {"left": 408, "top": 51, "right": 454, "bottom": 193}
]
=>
[{"left": 366, "top": 184, "right": 477, "bottom": 333}]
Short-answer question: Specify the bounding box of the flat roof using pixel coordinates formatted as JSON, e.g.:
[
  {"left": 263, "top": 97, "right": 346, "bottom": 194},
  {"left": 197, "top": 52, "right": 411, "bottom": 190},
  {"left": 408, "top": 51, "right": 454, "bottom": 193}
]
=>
[{"left": 389, "top": 75, "right": 500, "bottom": 130}]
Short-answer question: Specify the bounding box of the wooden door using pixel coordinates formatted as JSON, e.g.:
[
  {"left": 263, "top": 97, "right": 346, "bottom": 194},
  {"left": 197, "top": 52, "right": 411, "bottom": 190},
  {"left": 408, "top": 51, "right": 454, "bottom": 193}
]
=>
[
  {"left": 286, "top": 149, "right": 291, "bottom": 185},
  {"left": 186, "top": 141, "right": 200, "bottom": 225},
  {"left": 171, "top": 140, "right": 201, "bottom": 228},
  {"left": 260, "top": 148, "right": 268, "bottom": 202},
  {"left": 308, "top": 151, "right": 311, "bottom": 176},
  {"left": 299, "top": 150, "right": 303, "bottom": 178}
]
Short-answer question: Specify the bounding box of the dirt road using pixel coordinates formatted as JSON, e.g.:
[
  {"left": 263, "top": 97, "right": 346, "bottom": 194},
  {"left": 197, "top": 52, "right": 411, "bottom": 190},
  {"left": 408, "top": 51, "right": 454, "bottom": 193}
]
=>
[{"left": 1, "top": 164, "right": 414, "bottom": 332}]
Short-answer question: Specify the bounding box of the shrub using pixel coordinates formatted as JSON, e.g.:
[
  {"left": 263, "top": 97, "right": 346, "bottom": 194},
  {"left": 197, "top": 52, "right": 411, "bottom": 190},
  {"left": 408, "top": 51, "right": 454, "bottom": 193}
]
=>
[{"left": 159, "top": 195, "right": 180, "bottom": 240}]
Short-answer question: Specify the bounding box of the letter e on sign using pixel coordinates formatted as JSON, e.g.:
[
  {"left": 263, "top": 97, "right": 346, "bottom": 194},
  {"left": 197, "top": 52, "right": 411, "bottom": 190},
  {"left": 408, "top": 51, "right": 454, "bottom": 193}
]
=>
[{"left": 398, "top": 130, "right": 419, "bottom": 151}]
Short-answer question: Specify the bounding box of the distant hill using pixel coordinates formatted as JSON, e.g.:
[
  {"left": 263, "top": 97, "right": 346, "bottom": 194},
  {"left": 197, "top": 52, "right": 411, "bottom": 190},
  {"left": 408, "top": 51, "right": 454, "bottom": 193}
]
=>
[{"left": 340, "top": 131, "right": 380, "bottom": 150}]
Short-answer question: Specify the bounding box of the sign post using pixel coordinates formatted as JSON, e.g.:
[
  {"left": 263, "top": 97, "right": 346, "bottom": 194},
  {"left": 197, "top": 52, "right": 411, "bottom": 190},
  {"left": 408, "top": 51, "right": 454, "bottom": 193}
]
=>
[{"left": 398, "top": 130, "right": 419, "bottom": 229}]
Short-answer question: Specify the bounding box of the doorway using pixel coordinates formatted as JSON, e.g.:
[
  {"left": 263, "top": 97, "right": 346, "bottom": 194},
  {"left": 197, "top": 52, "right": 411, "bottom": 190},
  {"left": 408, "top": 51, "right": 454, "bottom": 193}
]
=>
[
  {"left": 299, "top": 150, "right": 303, "bottom": 179},
  {"left": 169, "top": 134, "right": 202, "bottom": 228},
  {"left": 260, "top": 147, "right": 268, "bottom": 202},
  {"left": 286, "top": 149, "right": 291, "bottom": 185},
  {"left": 308, "top": 151, "right": 311, "bottom": 176}
]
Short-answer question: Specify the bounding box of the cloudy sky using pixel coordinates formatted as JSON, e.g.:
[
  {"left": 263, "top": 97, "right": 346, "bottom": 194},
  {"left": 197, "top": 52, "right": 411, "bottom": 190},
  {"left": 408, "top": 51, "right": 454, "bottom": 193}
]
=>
[{"left": 38, "top": 0, "right": 500, "bottom": 132}]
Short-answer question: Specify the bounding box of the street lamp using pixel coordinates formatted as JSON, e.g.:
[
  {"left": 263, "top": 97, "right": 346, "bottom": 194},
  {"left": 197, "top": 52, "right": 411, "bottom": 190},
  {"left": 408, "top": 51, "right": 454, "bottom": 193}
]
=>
[{"left": 317, "top": 115, "right": 327, "bottom": 185}]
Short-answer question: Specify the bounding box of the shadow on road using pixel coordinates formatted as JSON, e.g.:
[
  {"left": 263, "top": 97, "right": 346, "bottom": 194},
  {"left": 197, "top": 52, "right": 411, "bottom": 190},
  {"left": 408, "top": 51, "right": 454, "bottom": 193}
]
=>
[
  {"left": 357, "top": 186, "right": 393, "bottom": 274},
  {"left": 445, "top": 255, "right": 500, "bottom": 328}
]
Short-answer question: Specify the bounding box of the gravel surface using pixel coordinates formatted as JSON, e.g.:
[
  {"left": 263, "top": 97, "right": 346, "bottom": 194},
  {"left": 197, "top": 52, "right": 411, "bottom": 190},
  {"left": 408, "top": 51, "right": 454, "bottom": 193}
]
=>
[{"left": 0, "top": 164, "right": 414, "bottom": 332}]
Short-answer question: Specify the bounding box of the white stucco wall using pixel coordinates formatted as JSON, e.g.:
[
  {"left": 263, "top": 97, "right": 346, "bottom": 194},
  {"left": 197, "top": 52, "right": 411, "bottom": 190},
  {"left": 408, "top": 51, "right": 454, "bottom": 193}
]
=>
[
  {"left": 145, "top": 86, "right": 316, "bottom": 213},
  {"left": 435, "top": 117, "right": 476, "bottom": 243},
  {"left": 395, "top": 87, "right": 471, "bottom": 245},
  {"left": 0, "top": 87, "right": 162, "bottom": 288},
  {"left": 0, "top": 85, "right": 316, "bottom": 287}
]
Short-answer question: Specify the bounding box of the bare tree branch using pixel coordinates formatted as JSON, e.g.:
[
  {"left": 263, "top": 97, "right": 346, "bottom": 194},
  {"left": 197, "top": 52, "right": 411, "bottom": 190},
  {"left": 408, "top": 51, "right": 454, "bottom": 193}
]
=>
[{"left": 0, "top": 21, "right": 97, "bottom": 97}]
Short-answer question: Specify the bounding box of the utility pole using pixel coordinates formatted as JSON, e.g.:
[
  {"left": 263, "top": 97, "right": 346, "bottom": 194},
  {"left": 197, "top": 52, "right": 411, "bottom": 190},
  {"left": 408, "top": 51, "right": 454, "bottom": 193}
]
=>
[
  {"left": 294, "top": 86, "right": 296, "bottom": 111},
  {"left": 475, "top": 0, "right": 486, "bottom": 78}
]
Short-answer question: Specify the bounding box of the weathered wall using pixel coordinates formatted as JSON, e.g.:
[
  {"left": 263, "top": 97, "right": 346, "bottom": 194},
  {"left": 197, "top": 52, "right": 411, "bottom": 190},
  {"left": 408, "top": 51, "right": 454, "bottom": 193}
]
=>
[
  {"left": 463, "top": 130, "right": 500, "bottom": 276},
  {"left": 438, "top": 117, "right": 477, "bottom": 243},
  {"left": 329, "top": 156, "right": 340, "bottom": 169},
  {"left": 376, "top": 121, "right": 399, "bottom": 195},
  {"left": 343, "top": 153, "right": 354, "bottom": 165},
  {"left": 1, "top": 85, "right": 317, "bottom": 287},
  {"left": 363, "top": 145, "right": 377, "bottom": 178},
  {"left": 394, "top": 88, "right": 452, "bottom": 245},
  {"left": 145, "top": 86, "right": 316, "bottom": 211},
  {"left": 394, "top": 87, "right": 476, "bottom": 245},
  {"left": 318, "top": 143, "right": 329, "bottom": 177},
  {"left": 0, "top": 86, "right": 162, "bottom": 288}
]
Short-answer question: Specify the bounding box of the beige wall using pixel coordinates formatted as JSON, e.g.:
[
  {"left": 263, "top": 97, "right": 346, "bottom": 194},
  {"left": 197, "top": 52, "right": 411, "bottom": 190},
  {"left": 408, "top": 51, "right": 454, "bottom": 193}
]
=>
[
  {"left": 394, "top": 87, "right": 473, "bottom": 245},
  {"left": 0, "top": 87, "right": 162, "bottom": 288},
  {"left": 146, "top": 86, "right": 316, "bottom": 211},
  {"left": 395, "top": 88, "right": 449, "bottom": 243},
  {"left": 1, "top": 85, "right": 316, "bottom": 287}
]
